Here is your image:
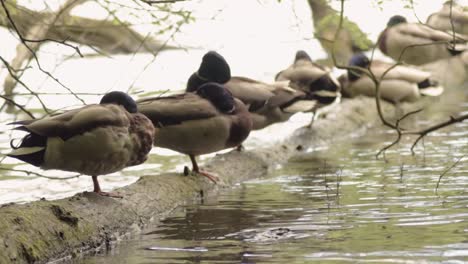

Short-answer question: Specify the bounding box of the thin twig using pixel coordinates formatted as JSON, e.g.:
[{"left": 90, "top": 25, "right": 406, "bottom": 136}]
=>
[
  {"left": 0, "top": 167, "right": 80, "bottom": 180},
  {"left": 126, "top": 13, "right": 189, "bottom": 93},
  {"left": 435, "top": 154, "right": 466, "bottom": 194},
  {"left": 376, "top": 108, "right": 423, "bottom": 158},
  {"left": 0, "top": 0, "right": 86, "bottom": 105},
  {"left": 408, "top": 113, "right": 468, "bottom": 154},
  {"left": 144, "top": 0, "right": 187, "bottom": 4},
  {"left": 0, "top": 55, "right": 51, "bottom": 113},
  {"left": 0, "top": 94, "right": 35, "bottom": 118}
]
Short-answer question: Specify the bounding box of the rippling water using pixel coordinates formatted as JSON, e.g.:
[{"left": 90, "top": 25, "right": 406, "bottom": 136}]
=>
[{"left": 76, "top": 96, "right": 467, "bottom": 263}]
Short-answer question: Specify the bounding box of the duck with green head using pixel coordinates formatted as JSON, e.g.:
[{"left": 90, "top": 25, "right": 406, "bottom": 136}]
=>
[
  {"left": 8, "top": 91, "right": 155, "bottom": 197},
  {"left": 186, "top": 51, "right": 318, "bottom": 130},
  {"left": 340, "top": 53, "right": 444, "bottom": 104},
  {"left": 138, "top": 82, "right": 252, "bottom": 183},
  {"left": 378, "top": 15, "right": 468, "bottom": 65}
]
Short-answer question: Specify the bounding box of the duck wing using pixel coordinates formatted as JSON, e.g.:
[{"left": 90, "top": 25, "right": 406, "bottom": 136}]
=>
[
  {"left": 370, "top": 60, "right": 431, "bottom": 83},
  {"left": 137, "top": 93, "right": 219, "bottom": 127},
  {"left": 398, "top": 23, "right": 466, "bottom": 42},
  {"left": 13, "top": 104, "right": 130, "bottom": 140},
  {"left": 225, "top": 77, "right": 274, "bottom": 109}
]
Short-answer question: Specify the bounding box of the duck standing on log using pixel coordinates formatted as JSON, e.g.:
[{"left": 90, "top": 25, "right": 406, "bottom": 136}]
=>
[
  {"left": 378, "top": 15, "right": 468, "bottom": 65},
  {"left": 339, "top": 53, "right": 444, "bottom": 104},
  {"left": 275, "top": 50, "right": 342, "bottom": 125},
  {"left": 138, "top": 82, "right": 252, "bottom": 183},
  {"left": 187, "top": 51, "right": 322, "bottom": 130},
  {"left": 8, "top": 91, "right": 155, "bottom": 197}
]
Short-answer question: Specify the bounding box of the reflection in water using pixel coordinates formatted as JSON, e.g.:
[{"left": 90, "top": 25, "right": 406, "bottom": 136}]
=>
[{"left": 78, "top": 99, "right": 467, "bottom": 263}]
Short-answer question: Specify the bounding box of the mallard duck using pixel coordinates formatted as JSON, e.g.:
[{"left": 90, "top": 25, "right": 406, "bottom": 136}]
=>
[
  {"left": 187, "top": 51, "right": 318, "bottom": 130},
  {"left": 223, "top": 77, "right": 320, "bottom": 130},
  {"left": 427, "top": 2, "right": 468, "bottom": 35},
  {"left": 137, "top": 82, "right": 252, "bottom": 183},
  {"left": 274, "top": 50, "right": 341, "bottom": 124},
  {"left": 8, "top": 91, "right": 155, "bottom": 197},
  {"left": 340, "top": 53, "right": 444, "bottom": 103},
  {"left": 378, "top": 15, "right": 468, "bottom": 65},
  {"left": 186, "top": 50, "right": 231, "bottom": 90}
]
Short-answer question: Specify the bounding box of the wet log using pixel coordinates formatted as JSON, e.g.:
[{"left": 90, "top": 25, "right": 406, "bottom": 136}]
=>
[{"left": 0, "top": 95, "right": 424, "bottom": 263}]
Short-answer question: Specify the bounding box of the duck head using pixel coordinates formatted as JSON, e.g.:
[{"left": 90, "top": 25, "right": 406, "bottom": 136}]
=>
[
  {"left": 387, "top": 15, "right": 407, "bottom": 27},
  {"left": 294, "top": 50, "right": 312, "bottom": 63},
  {"left": 187, "top": 51, "right": 231, "bottom": 92},
  {"left": 100, "top": 91, "right": 138, "bottom": 113},
  {"left": 196, "top": 82, "right": 235, "bottom": 114},
  {"left": 348, "top": 53, "right": 370, "bottom": 81}
]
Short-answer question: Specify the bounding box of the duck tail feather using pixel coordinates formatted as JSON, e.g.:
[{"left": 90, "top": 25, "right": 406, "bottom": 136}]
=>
[
  {"left": 419, "top": 86, "right": 444, "bottom": 97},
  {"left": 7, "top": 133, "right": 47, "bottom": 167}
]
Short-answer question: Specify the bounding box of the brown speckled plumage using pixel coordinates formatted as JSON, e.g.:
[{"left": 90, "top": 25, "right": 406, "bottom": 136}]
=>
[{"left": 8, "top": 92, "right": 155, "bottom": 196}]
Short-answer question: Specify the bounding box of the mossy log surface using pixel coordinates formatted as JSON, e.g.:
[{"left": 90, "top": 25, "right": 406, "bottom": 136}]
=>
[{"left": 0, "top": 96, "right": 431, "bottom": 264}]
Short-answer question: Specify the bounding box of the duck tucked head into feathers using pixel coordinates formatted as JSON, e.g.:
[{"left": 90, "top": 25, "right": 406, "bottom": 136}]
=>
[
  {"left": 100, "top": 91, "right": 138, "bottom": 113},
  {"left": 387, "top": 15, "right": 407, "bottom": 27},
  {"left": 197, "top": 81, "right": 235, "bottom": 113},
  {"left": 8, "top": 91, "right": 155, "bottom": 197},
  {"left": 341, "top": 53, "right": 444, "bottom": 103},
  {"left": 186, "top": 51, "right": 319, "bottom": 131},
  {"left": 294, "top": 50, "right": 313, "bottom": 62},
  {"left": 348, "top": 53, "right": 370, "bottom": 81},
  {"left": 378, "top": 14, "right": 468, "bottom": 65},
  {"left": 275, "top": 50, "right": 342, "bottom": 126},
  {"left": 187, "top": 51, "right": 231, "bottom": 92},
  {"left": 137, "top": 82, "right": 252, "bottom": 183}
]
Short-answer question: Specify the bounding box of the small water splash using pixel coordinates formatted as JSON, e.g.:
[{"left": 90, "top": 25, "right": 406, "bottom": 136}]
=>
[{"left": 145, "top": 246, "right": 208, "bottom": 252}]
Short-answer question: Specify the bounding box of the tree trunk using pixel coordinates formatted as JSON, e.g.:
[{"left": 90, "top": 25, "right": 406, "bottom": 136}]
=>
[{"left": 307, "top": 0, "right": 372, "bottom": 65}]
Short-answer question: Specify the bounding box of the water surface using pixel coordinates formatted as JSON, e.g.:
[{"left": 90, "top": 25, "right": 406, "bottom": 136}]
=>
[{"left": 77, "top": 98, "right": 468, "bottom": 263}]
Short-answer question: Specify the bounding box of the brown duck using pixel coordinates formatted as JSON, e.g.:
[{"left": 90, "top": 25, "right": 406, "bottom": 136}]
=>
[
  {"left": 8, "top": 91, "right": 155, "bottom": 197},
  {"left": 138, "top": 82, "right": 252, "bottom": 182},
  {"left": 378, "top": 15, "right": 468, "bottom": 65},
  {"left": 187, "top": 51, "right": 318, "bottom": 130},
  {"left": 340, "top": 53, "right": 444, "bottom": 103},
  {"left": 275, "top": 50, "right": 342, "bottom": 125}
]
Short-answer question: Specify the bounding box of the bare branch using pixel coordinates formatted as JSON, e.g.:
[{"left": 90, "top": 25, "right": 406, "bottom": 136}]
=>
[
  {"left": 375, "top": 108, "right": 423, "bottom": 158},
  {"left": 409, "top": 113, "right": 468, "bottom": 154},
  {"left": 0, "top": 94, "right": 35, "bottom": 118},
  {"left": 0, "top": 0, "right": 83, "bottom": 57},
  {"left": 143, "top": 0, "right": 188, "bottom": 4},
  {"left": 127, "top": 12, "right": 189, "bottom": 92},
  {"left": 435, "top": 154, "right": 466, "bottom": 194},
  {"left": 0, "top": 0, "right": 86, "bottom": 105},
  {"left": 0, "top": 55, "right": 51, "bottom": 113},
  {"left": 0, "top": 167, "right": 80, "bottom": 180}
]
